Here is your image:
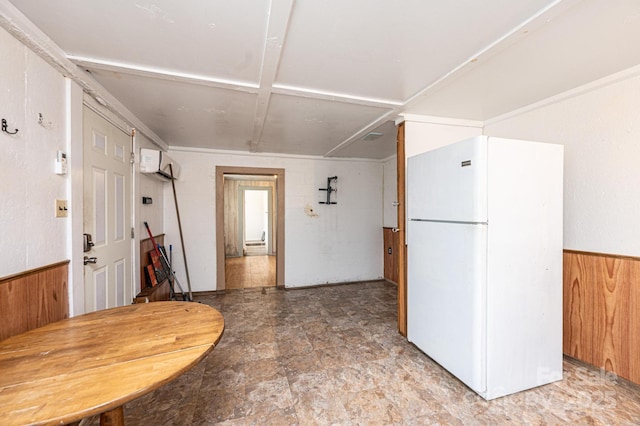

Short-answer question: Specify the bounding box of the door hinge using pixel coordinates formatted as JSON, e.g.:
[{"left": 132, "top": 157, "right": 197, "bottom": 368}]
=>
[
  {"left": 130, "top": 151, "right": 135, "bottom": 164},
  {"left": 131, "top": 227, "right": 135, "bottom": 239}
]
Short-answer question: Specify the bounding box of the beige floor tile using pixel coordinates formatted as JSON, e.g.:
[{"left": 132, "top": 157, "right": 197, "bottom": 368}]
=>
[{"left": 98, "top": 281, "right": 640, "bottom": 426}]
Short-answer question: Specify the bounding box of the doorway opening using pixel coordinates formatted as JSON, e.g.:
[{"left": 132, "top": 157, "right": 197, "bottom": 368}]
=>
[
  {"left": 215, "top": 166, "right": 285, "bottom": 290},
  {"left": 226, "top": 178, "right": 274, "bottom": 289},
  {"left": 241, "top": 187, "right": 273, "bottom": 255}
]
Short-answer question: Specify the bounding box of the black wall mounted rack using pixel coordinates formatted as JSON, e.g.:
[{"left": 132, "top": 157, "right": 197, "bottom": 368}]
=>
[{"left": 319, "top": 176, "right": 338, "bottom": 205}]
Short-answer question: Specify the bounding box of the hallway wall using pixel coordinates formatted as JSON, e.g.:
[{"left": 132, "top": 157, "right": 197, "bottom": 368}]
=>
[
  {"left": 485, "top": 66, "right": 640, "bottom": 257},
  {"left": 1, "top": 24, "right": 169, "bottom": 314},
  {"left": 164, "top": 149, "right": 384, "bottom": 291}
]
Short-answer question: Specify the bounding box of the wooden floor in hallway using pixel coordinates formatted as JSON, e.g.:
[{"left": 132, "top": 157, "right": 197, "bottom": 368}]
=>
[{"left": 225, "top": 255, "right": 276, "bottom": 289}]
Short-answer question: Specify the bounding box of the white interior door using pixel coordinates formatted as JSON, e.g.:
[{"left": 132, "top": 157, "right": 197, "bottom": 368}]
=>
[{"left": 83, "top": 106, "right": 132, "bottom": 312}]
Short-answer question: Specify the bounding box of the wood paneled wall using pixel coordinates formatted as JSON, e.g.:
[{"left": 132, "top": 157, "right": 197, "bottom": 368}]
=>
[
  {"left": 0, "top": 261, "right": 69, "bottom": 341},
  {"left": 223, "top": 178, "right": 276, "bottom": 257},
  {"left": 136, "top": 234, "right": 170, "bottom": 302},
  {"left": 140, "top": 234, "right": 164, "bottom": 292},
  {"left": 383, "top": 227, "right": 399, "bottom": 284},
  {"left": 396, "top": 122, "right": 407, "bottom": 336},
  {"left": 563, "top": 250, "right": 640, "bottom": 385}
]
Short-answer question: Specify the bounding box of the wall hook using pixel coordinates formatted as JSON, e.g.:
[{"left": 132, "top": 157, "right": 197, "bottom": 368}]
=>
[
  {"left": 2, "top": 119, "right": 19, "bottom": 135},
  {"left": 37, "top": 113, "right": 52, "bottom": 128}
]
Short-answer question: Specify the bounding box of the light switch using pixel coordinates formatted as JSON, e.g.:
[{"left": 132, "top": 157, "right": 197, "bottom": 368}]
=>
[{"left": 55, "top": 199, "right": 68, "bottom": 218}]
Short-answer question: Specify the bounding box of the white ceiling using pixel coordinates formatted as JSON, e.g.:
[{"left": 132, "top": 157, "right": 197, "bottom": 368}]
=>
[{"left": 6, "top": 0, "right": 640, "bottom": 159}]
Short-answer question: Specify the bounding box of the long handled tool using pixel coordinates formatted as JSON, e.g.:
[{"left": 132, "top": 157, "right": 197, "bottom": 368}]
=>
[
  {"left": 157, "top": 243, "right": 190, "bottom": 301},
  {"left": 143, "top": 221, "right": 191, "bottom": 301},
  {"left": 169, "top": 163, "right": 193, "bottom": 301}
]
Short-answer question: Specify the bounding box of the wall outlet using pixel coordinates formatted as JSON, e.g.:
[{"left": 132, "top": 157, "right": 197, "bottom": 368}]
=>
[{"left": 55, "top": 199, "right": 68, "bottom": 218}]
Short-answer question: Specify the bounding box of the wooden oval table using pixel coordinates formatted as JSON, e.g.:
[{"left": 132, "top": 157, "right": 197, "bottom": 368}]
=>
[{"left": 0, "top": 301, "right": 224, "bottom": 426}]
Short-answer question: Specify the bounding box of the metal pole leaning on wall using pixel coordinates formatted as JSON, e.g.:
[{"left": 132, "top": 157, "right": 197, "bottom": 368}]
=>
[{"left": 169, "top": 163, "right": 193, "bottom": 301}]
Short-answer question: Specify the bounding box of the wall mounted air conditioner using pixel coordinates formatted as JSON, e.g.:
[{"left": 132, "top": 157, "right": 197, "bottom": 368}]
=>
[{"left": 139, "top": 148, "right": 180, "bottom": 181}]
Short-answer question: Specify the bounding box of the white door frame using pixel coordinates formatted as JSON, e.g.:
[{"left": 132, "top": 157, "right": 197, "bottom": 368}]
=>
[{"left": 216, "top": 166, "right": 285, "bottom": 290}]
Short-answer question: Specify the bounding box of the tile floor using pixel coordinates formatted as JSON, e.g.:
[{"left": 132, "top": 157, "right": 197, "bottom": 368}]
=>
[{"left": 100, "top": 281, "right": 640, "bottom": 425}]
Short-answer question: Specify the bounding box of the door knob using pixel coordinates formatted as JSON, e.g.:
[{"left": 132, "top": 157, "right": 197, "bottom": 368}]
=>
[{"left": 83, "top": 256, "right": 98, "bottom": 265}]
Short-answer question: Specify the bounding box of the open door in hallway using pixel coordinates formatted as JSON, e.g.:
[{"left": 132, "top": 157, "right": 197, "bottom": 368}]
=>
[
  {"left": 225, "top": 178, "right": 275, "bottom": 289},
  {"left": 216, "top": 166, "right": 285, "bottom": 290}
]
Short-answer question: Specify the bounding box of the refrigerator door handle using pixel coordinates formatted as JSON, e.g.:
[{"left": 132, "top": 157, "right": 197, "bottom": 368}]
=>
[{"left": 410, "top": 218, "right": 488, "bottom": 226}]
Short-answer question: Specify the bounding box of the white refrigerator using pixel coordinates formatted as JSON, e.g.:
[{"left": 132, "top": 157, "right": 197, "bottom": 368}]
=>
[{"left": 407, "top": 135, "right": 563, "bottom": 400}]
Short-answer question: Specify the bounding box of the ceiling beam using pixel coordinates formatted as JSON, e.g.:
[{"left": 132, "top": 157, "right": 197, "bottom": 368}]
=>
[
  {"left": 249, "top": 0, "right": 295, "bottom": 152},
  {"left": 271, "top": 84, "right": 402, "bottom": 109}
]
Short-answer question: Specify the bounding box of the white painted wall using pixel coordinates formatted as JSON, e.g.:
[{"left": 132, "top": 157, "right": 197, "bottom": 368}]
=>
[
  {"left": 134, "top": 133, "right": 166, "bottom": 292},
  {"left": 163, "top": 150, "right": 384, "bottom": 291},
  {"left": 0, "top": 25, "right": 168, "bottom": 314},
  {"left": 67, "top": 82, "right": 84, "bottom": 316},
  {"left": 136, "top": 137, "right": 165, "bottom": 238},
  {"left": 404, "top": 119, "right": 483, "bottom": 158},
  {"left": 484, "top": 67, "right": 640, "bottom": 257},
  {"left": 0, "top": 26, "right": 72, "bottom": 277},
  {"left": 244, "top": 189, "right": 267, "bottom": 241}
]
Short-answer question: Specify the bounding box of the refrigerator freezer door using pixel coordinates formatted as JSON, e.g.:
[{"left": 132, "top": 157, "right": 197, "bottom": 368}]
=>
[
  {"left": 407, "top": 220, "right": 487, "bottom": 394},
  {"left": 407, "top": 136, "right": 487, "bottom": 223}
]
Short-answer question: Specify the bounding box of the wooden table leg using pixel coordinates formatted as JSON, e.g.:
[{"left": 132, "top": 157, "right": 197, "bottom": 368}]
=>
[{"left": 100, "top": 406, "right": 124, "bottom": 426}]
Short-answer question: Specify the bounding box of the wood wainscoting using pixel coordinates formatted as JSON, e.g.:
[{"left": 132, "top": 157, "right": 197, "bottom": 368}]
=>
[
  {"left": 136, "top": 234, "right": 170, "bottom": 302},
  {"left": 383, "top": 227, "right": 399, "bottom": 284},
  {"left": 140, "top": 234, "right": 164, "bottom": 293},
  {"left": 563, "top": 250, "right": 640, "bottom": 385},
  {"left": 0, "top": 261, "right": 69, "bottom": 340}
]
